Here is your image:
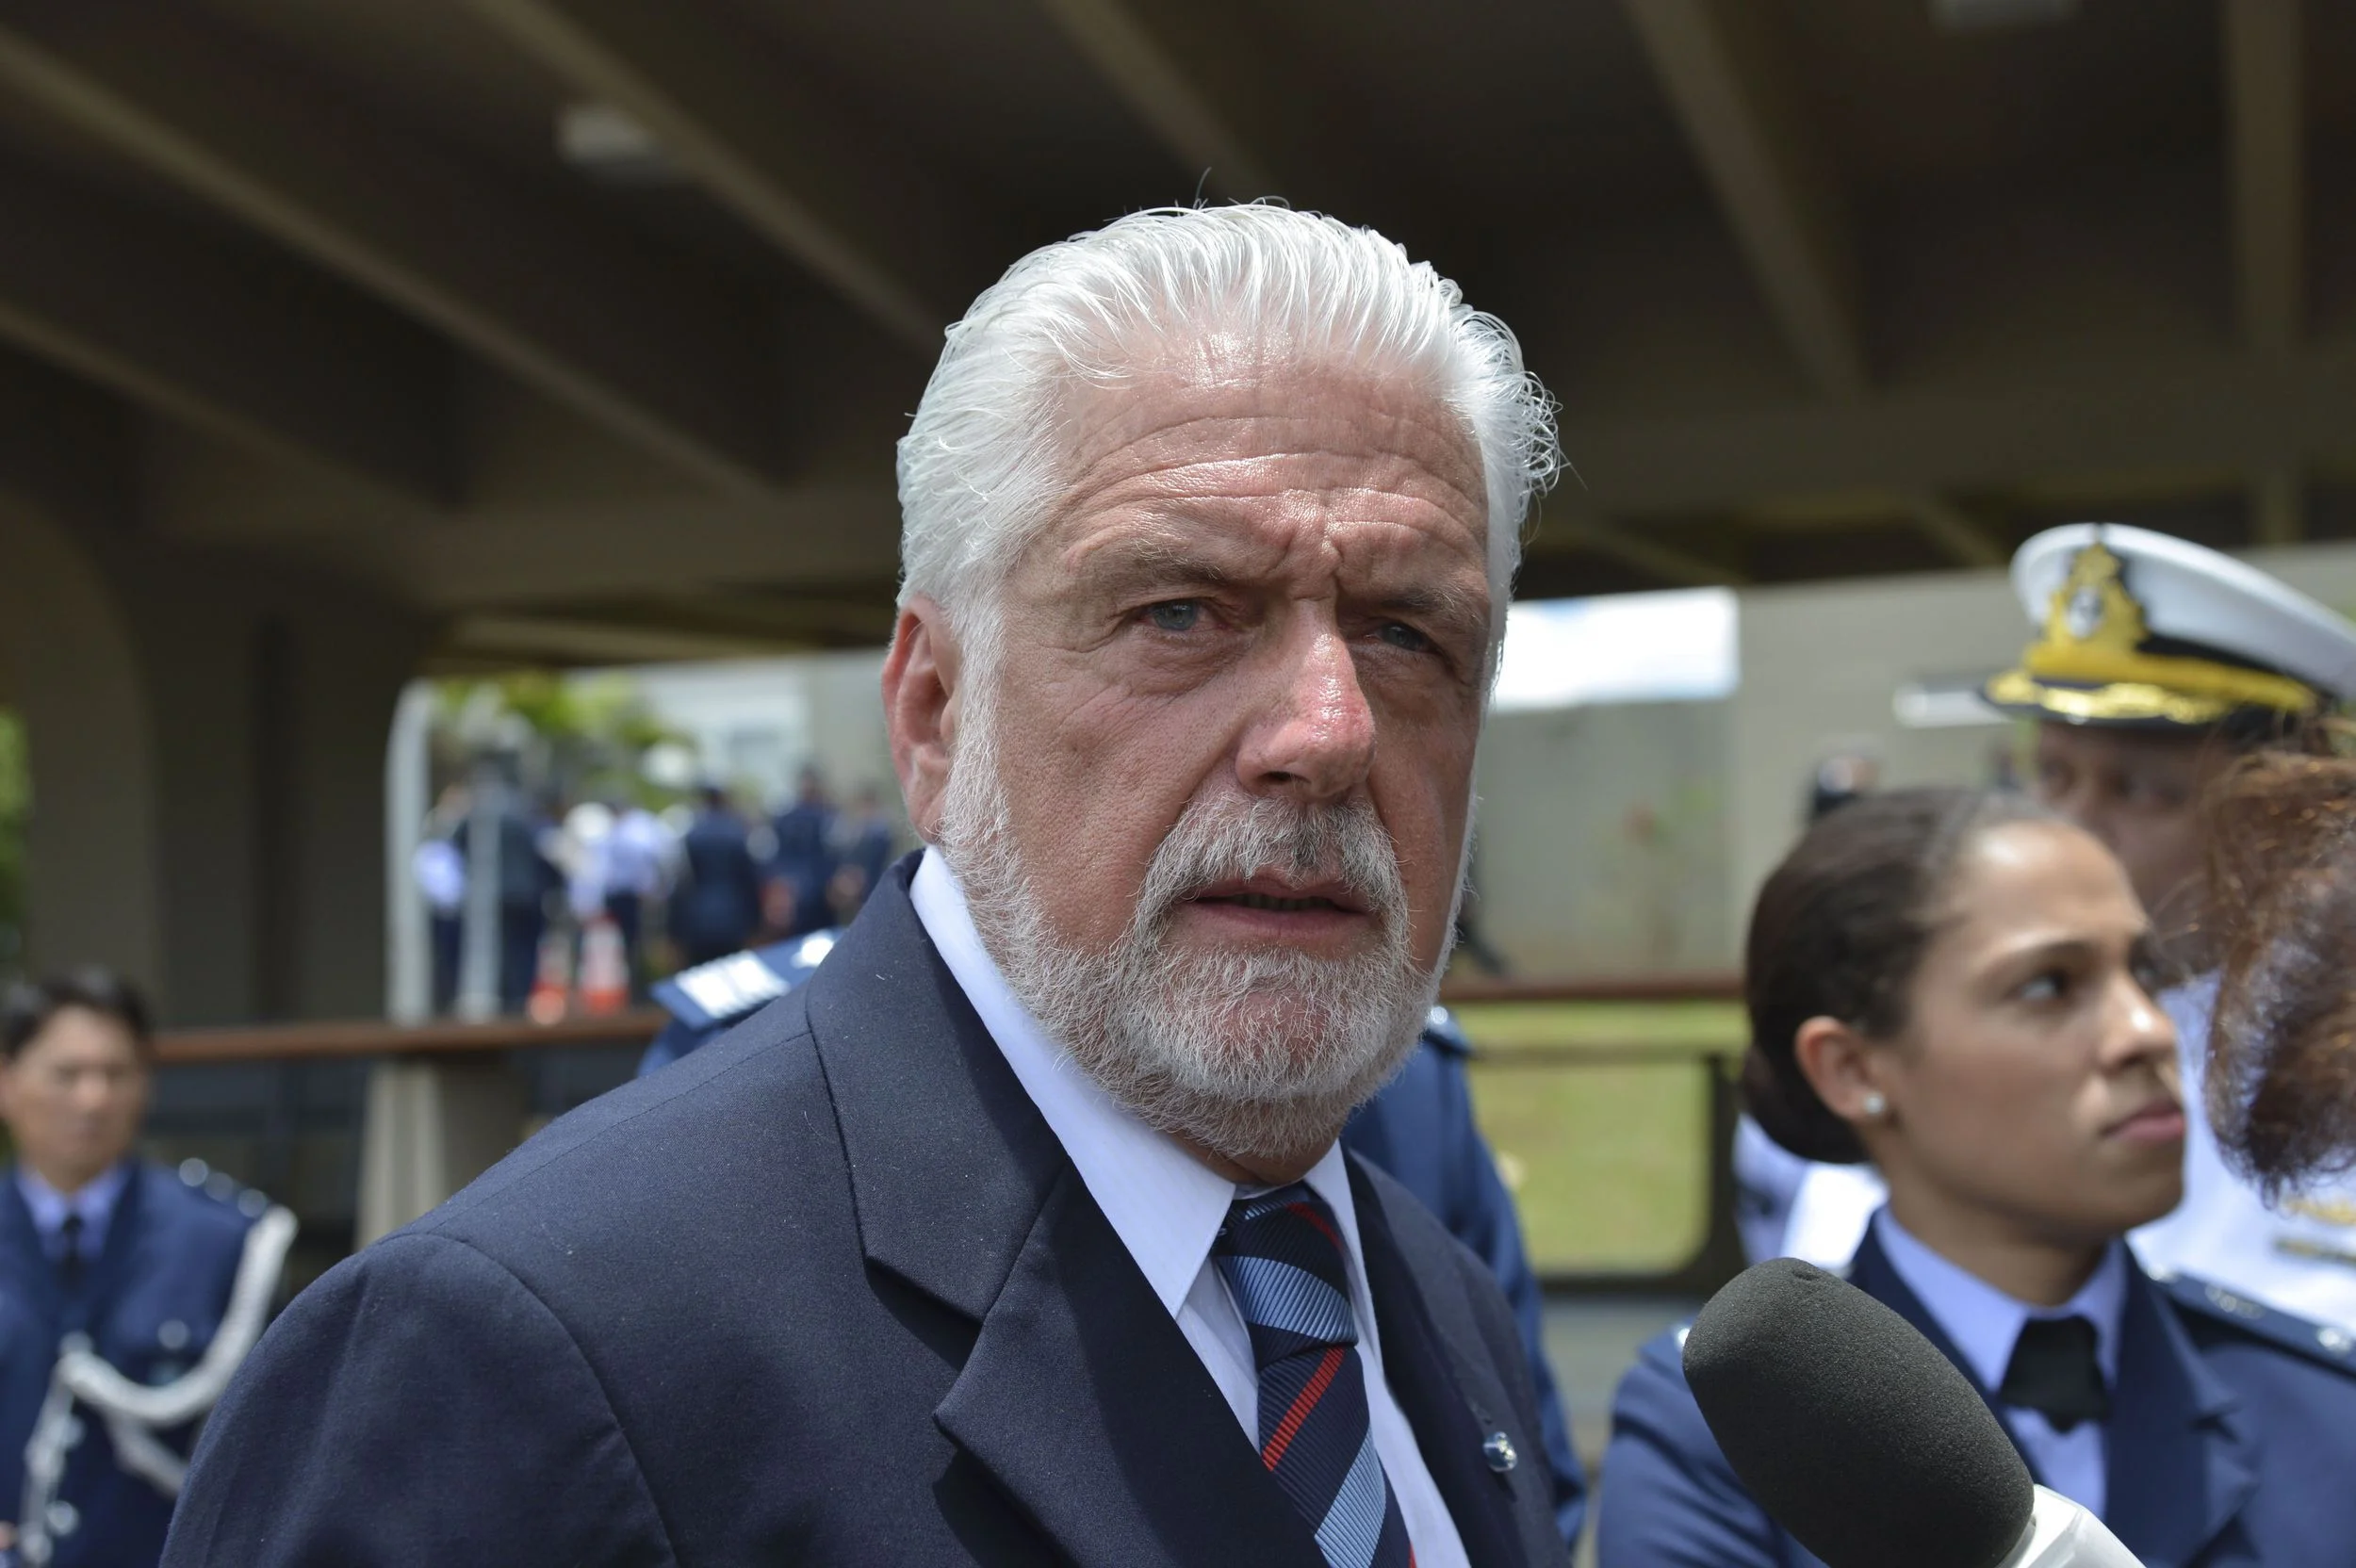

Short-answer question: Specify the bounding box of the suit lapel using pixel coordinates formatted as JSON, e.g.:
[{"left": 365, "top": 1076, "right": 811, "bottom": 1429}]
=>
[
  {"left": 1350, "top": 1160, "right": 1530, "bottom": 1566},
  {"left": 805, "top": 858, "right": 1321, "bottom": 1568},
  {"left": 1852, "top": 1231, "right": 2261, "bottom": 1568},
  {"left": 1847, "top": 1233, "right": 2048, "bottom": 1483},
  {"left": 2101, "top": 1267, "right": 2256, "bottom": 1568},
  {"left": 935, "top": 1165, "right": 1323, "bottom": 1568}
]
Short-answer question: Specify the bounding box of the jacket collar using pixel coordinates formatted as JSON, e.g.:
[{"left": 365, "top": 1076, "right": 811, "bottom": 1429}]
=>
[
  {"left": 802, "top": 855, "right": 1325, "bottom": 1567},
  {"left": 1850, "top": 1225, "right": 2257, "bottom": 1568}
]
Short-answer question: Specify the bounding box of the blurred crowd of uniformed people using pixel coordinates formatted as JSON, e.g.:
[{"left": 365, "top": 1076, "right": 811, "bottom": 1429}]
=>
[
  {"left": 17, "top": 519, "right": 2356, "bottom": 1565},
  {"left": 409, "top": 763, "right": 902, "bottom": 1016}
]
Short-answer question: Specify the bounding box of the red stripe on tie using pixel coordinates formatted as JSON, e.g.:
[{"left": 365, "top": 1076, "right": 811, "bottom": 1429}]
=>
[
  {"left": 1262, "top": 1346, "right": 1347, "bottom": 1469},
  {"left": 1285, "top": 1200, "right": 1342, "bottom": 1251}
]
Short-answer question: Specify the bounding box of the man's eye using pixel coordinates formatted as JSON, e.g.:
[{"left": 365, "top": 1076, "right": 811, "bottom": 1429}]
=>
[
  {"left": 1378, "top": 622, "right": 1433, "bottom": 653},
  {"left": 1144, "top": 601, "right": 1202, "bottom": 632}
]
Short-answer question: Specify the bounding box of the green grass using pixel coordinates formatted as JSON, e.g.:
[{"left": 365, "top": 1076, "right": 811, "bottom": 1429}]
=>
[{"left": 1449, "top": 1003, "right": 1742, "bottom": 1274}]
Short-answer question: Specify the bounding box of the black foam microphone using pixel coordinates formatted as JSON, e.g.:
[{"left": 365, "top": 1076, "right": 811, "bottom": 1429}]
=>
[{"left": 1681, "top": 1257, "right": 2141, "bottom": 1568}]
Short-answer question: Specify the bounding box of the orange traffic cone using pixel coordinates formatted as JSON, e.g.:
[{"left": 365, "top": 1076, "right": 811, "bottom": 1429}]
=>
[
  {"left": 579, "top": 914, "right": 630, "bottom": 1016},
  {"left": 527, "top": 926, "right": 573, "bottom": 1024}
]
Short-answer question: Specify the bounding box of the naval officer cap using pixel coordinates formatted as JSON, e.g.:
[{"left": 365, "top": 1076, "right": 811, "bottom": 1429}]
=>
[{"left": 1983, "top": 523, "right": 2356, "bottom": 730}]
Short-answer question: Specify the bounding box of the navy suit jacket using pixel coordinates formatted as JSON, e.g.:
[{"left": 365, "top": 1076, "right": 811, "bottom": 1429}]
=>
[
  {"left": 166, "top": 861, "right": 1567, "bottom": 1566},
  {"left": 640, "top": 940, "right": 1589, "bottom": 1548},
  {"left": 0, "top": 1163, "right": 254, "bottom": 1568},
  {"left": 1599, "top": 1225, "right": 2356, "bottom": 1568}
]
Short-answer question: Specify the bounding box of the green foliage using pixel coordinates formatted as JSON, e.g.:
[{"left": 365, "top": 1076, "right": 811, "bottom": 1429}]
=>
[
  {"left": 432, "top": 674, "right": 689, "bottom": 806},
  {"left": 0, "top": 710, "right": 25, "bottom": 978}
]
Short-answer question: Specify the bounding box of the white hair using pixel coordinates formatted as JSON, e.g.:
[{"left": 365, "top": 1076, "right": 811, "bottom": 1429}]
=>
[{"left": 895, "top": 204, "right": 1560, "bottom": 675}]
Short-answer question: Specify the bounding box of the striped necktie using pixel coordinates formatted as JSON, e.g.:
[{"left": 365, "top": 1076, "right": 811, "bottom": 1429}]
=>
[{"left": 1214, "top": 1184, "right": 1413, "bottom": 1568}]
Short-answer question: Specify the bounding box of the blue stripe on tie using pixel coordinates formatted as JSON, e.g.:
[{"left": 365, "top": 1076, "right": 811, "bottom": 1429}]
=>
[
  {"left": 1218, "top": 1254, "right": 1356, "bottom": 1347},
  {"left": 1315, "top": 1429, "right": 1390, "bottom": 1568}
]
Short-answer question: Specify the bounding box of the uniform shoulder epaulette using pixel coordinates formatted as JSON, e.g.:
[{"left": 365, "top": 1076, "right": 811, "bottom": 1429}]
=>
[
  {"left": 173, "top": 1157, "right": 274, "bottom": 1219},
  {"left": 2154, "top": 1269, "right": 2356, "bottom": 1372},
  {"left": 657, "top": 930, "right": 840, "bottom": 1028},
  {"left": 1420, "top": 1004, "right": 1473, "bottom": 1058}
]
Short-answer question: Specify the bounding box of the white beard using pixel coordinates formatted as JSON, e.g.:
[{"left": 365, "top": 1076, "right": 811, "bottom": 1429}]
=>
[{"left": 936, "top": 706, "right": 1450, "bottom": 1164}]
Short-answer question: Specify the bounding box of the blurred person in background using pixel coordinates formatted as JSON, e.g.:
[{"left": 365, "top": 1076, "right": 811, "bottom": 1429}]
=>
[
  {"left": 450, "top": 786, "right": 564, "bottom": 1012},
  {"left": 766, "top": 764, "right": 838, "bottom": 939},
  {"left": 0, "top": 970, "right": 270, "bottom": 1568},
  {"left": 668, "top": 784, "right": 762, "bottom": 967},
  {"left": 411, "top": 783, "right": 469, "bottom": 1016},
  {"left": 602, "top": 797, "right": 675, "bottom": 991},
  {"left": 1805, "top": 748, "right": 1880, "bottom": 824},
  {"left": 1769, "top": 526, "right": 2356, "bottom": 1336},
  {"left": 1603, "top": 791, "right": 2356, "bottom": 1568},
  {"left": 826, "top": 782, "right": 897, "bottom": 923}
]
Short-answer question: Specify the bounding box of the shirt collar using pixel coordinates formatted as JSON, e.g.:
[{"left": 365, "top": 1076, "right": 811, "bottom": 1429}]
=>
[
  {"left": 909, "top": 849, "right": 1357, "bottom": 1320},
  {"left": 16, "top": 1161, "right": 133, "bottom": 1251},
  {"left": 1873, "top": 1206, "right": 2129, "bottom": 1393}
]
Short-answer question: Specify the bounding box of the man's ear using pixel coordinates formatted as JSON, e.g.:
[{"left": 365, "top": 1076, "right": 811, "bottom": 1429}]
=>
[
  {"left": 883, "top": 595, "right": 960, "bottom": 841},
  {"left": 1792, "top": 1016, "right": 1890, "bottom": 1130}
]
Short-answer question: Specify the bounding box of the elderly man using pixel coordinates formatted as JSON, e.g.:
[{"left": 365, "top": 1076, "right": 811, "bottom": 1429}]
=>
[{"left": 163, "top": 206, "right": 1568, "bottom": 1567}]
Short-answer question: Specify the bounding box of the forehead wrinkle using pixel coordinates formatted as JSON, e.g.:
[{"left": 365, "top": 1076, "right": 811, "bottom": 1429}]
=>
[
  {"left": 1056, "top": 379, "right": 1488, "bottom": 521},
  {"left": 1057, "top": 491, "right": 1486, "bottom": 602}
]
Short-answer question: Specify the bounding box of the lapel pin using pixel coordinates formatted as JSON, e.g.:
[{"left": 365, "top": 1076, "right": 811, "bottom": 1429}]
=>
[{"left": 1481, "top": 1431, "right": 1517, "bottom": 1474}]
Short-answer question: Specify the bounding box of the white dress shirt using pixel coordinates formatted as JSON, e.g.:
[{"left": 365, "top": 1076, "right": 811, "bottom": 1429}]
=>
[
  {"left": 911, "top": 852, "right": 1471, "bottom": 1568},
  {"left": 17, "top": 1161, "right": 133, "bottom": 1265},
  {"left": 1873, "top": 1208, "right": 2127, "bottom": 1517}
]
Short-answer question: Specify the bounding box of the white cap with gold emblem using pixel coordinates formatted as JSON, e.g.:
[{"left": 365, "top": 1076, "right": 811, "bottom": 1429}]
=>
[{"left": 1983, "top": 523, "right": 2356, "bottom": 728}]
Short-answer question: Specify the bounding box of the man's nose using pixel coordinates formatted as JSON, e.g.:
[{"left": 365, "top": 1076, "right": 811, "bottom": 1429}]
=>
[{"left": 1236, "top": 622, "right": 1377, "bottom": 803}]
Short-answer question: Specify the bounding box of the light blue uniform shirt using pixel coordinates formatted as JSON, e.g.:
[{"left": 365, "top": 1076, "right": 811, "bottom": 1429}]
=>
[
  {"left": 15, "top": 1161, "right": 134, "bottom": 1265},
  {"left": 1873, "top": 1208, "right": 2127, "bottom": 1517}
]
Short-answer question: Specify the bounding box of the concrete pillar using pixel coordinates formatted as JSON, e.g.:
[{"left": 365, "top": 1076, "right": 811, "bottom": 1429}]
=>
[
  {"left": 356, "top": 1057, "right": 530, "bottom": 1244},
  {"left": 0, "top": 501, "right": 165, "bottom": 989}
]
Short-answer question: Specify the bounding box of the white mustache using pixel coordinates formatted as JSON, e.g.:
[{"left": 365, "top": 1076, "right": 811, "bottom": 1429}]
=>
[{"left": 1135, "top": 793, "right": 1404, "bottom": 934}]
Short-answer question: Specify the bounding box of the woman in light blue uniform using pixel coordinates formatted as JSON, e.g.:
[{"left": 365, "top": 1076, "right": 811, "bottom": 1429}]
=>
[{"left": 1601, "top": 789, "right": 2356, "bottom": 1568}]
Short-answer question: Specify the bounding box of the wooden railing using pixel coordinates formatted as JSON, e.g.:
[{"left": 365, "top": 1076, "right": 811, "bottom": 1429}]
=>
[
  {"left": 150, "top": 973, "right": 1745, "bottom": 1065},
  {"left": 152, "top": 973, "right": 1753, "bottom": 1298}
]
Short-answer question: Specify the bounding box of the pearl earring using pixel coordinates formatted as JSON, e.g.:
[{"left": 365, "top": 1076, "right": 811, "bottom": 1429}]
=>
[{"left": 1861, "top": 1091, "right": 1888, "bottom": 1119}]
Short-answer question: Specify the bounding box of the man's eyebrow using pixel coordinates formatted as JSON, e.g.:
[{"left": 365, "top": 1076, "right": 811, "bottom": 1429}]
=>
[
  {"left": 1071, "top": 538, "right": 1247, "bottom": 596},
  {"left": 1370, "top": 581, "right": 1490, "bottom": 634}
]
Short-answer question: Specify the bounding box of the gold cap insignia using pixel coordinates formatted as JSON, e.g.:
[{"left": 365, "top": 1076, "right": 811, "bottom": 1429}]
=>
[{"left": 1984, "top": 538, "right": 2320, "bottom": 723}]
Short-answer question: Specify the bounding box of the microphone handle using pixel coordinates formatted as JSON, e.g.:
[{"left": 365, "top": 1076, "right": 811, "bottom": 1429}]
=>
[{"left": 1998, "top": 1486, "right": 2145, "bottom": 1567}]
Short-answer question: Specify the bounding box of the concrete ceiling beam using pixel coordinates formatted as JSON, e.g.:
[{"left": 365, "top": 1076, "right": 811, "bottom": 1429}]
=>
[
  {"left": 1559, "top": 344, "right": 2356, "bottom": 517},
  {"left": 1533, "top": 517, "right": 1748, "bottom": 587},
  {"left": 0, "top": 4, "right": 789, "bottom": 499},
  {"left": 1034, "top": 0, "right": 1283, "bottom": 201},
  {"left": 1622, "top": 0, "right": 1868, "bottom": 397},
  {"left": 1903, "top": 494, "right": 2006, "bottom": 570},
  {"left": 0, "top": 159, "right": 455, "bottom": 508},
  {"left": 2224, "top": 0, "right": 2304, "bottom": 354},
  {"left": 460, "top": 0, "right": 990, "bottom": 351}
]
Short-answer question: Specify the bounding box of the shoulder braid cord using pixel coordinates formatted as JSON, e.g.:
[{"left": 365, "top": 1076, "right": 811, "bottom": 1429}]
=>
[{"left": 16, "top": 1205, "right": 297, "bottom": 1566}]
